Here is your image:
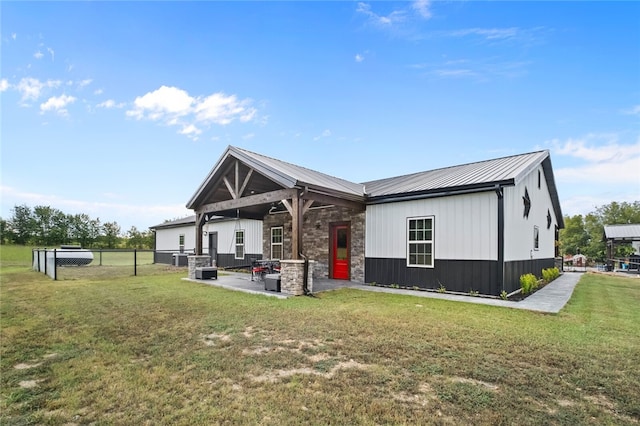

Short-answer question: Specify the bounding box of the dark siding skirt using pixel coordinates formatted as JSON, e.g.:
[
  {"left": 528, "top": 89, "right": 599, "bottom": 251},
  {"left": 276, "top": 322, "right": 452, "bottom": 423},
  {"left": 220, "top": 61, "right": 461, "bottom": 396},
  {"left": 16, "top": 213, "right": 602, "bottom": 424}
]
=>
[
  {"left": 365, "top": 257, "right": 556, "bottom": 296},
  {"left": 365, "top": 258, "right": 500, "bottom": 295},
  {"left": 216, "top": 253, "right": 262, "bottom": 269}
]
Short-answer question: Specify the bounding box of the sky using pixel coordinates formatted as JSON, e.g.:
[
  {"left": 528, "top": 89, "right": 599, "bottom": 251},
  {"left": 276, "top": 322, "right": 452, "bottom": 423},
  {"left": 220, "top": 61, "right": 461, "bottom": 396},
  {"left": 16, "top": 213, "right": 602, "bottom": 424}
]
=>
[{"left": 1, "top": 1, "right": 639, "bottom": 233}]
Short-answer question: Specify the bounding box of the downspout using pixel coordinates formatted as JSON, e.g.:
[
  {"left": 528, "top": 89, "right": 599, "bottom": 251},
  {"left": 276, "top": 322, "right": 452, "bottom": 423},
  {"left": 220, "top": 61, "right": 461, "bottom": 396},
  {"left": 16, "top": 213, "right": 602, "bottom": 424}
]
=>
[
  {"left": 299, "top": 252, "right": 311, "bottom": 296},
  {"left": 495, "top": 185, "right": 505, "bottom": 292}
]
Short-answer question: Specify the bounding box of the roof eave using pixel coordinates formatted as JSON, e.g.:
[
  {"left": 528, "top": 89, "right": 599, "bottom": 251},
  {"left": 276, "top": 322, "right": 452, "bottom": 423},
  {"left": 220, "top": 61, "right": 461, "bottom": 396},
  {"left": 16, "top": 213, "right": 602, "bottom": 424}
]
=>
[{"left": 366, "top": 180, "right": 515, "bottom": 205}]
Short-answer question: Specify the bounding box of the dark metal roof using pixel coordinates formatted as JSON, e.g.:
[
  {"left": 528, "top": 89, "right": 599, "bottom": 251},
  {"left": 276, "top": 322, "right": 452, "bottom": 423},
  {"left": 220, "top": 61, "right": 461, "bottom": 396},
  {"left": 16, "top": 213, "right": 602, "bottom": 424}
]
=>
[
  {"left": 150, "top": 215, "right": 196, "bottom": 230},
  {"left": 186, "top": 145, "right": 366, "bottom": 211},
  {"left": 186, "top": 146, "right": 564, "bottom": 228},
  {"left": 232, "top": 147, "right": 365, "bottom": 198},
  {"left": 150, "top": 214, "right": 236, "bottom": 230},
  {"left": 364, "top": 151, "right": 549, "bottom": 197},
  {"left": 363, "top": 150, "right": 563, "bottom": 228},
  {"left": 604, "top": 224, "right": 640, "bottom": 241}
]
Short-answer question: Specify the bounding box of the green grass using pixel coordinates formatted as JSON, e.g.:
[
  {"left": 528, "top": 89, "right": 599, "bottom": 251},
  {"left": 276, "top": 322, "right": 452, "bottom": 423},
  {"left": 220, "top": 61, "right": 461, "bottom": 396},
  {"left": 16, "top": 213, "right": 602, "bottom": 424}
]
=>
[{"left": 2, "top": 245, "right": 639, "bottom": 425}]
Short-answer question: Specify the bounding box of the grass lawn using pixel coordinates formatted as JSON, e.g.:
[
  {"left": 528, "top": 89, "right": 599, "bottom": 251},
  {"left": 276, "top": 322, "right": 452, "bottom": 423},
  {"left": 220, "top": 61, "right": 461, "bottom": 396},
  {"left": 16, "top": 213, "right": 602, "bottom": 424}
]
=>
[{"left": 1, "top": 245, "right": 639, "bottom": 425}]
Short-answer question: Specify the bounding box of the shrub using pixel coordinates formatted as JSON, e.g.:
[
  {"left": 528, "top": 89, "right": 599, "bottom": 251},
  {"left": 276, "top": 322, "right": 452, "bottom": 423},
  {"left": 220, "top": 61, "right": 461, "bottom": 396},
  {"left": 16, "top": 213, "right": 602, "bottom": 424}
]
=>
[
  {"left": 520, "top": 273, "right": 538, "bottom": 295},
  {"left": 437, "top": 284, "right": 446, "bottom": 293},
  {"left": 500, "top": 290, "right": 508, "bottom": 300},
  {"left": 542, "top": 267, "right": 560, "bottom": 283}
]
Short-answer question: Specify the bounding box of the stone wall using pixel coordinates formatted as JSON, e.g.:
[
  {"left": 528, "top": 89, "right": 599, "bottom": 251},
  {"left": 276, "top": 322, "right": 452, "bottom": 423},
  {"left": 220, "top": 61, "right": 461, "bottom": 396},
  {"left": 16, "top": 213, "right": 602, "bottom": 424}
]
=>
[
  {"left": 262, "top": 205, "right": 365, "bottom": 283},
  {"left": 280, "top": 260, "right": 314, "bottom": 295},
  {"left": 187, "top": 255, "right": 211, "bottom": 279}
]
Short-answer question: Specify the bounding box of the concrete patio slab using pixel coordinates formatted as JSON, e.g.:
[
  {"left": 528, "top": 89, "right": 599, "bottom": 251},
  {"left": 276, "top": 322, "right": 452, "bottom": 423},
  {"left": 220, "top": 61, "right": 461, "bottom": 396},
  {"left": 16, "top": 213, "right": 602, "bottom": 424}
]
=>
[{"left": 185, "top": 271, "right": 585, "bottom": 314}]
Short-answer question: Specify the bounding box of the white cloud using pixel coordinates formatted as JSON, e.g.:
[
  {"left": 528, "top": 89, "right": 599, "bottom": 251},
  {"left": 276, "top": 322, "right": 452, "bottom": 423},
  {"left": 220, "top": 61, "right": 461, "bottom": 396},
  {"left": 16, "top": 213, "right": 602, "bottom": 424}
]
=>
[
  {"left": 355, "top": 53, "right": 365, "bottom": 63},
  {"left": 34, "top": 50, "right": 44, "bottom": 59},
  {"left": 11, "top": 33, "right": 17, "bottom": 40},
  {"left": 313, "top": 129, "right": 332, "bottom": 141},
  {"left": 449, "top": 27, "right": 520, "bottom": 41},
  {"left": 356, "top": 1, "right": 431, "bottom": 28},
  {"left": 77, "top": 79, "right": 93, "bottom": 88},
  {"left": 47, "top": 47, "right": 55, "bottom": 61},
  {"left": 551, "top": 135, "right": 640, "bottom": 185},
  {"left": 40, "top": 94, "right": 77, "bottom": 116},
  {"left": 94, "top": 88, "right": 104, "bottom": 95},
  {"left": 0, "top": 79, "right": 9, "bottom": 92},
  {"left": 412, "top": 0, "right": 432, "bottom": 19},
  {"left": 16, "top": 77, "right": 62, "bottom": 102},
  {"left": 127, "top": 85, "right": 194, "bottom": 120},
  {"left": 96, "top": 99, "right": 124, "bottom": 109},
  {"left": 623, "top": 105, "right": 640, "bottom": 116},
  {"left": 179, "top": 124, "right": 202, "bottom": 140},
  {"left": 356, "top": 2, "right": 406, "bottom": 26},
  {"left": 127, "top": 85, "right": 258, "bottom": 138}
]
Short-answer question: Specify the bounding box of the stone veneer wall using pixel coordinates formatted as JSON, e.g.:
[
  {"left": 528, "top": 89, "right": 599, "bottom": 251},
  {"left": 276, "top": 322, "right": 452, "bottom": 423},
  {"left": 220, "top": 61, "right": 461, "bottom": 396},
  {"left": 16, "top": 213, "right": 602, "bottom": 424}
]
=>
[
  {"left": 187, "top": 255, "right": 211, "bottom": 279},
  {"left": 280, "top": 260, "right": 314, "bottom": 295},
  {"left": 262, "top": 205, "right": 365, "bottom": 283}
]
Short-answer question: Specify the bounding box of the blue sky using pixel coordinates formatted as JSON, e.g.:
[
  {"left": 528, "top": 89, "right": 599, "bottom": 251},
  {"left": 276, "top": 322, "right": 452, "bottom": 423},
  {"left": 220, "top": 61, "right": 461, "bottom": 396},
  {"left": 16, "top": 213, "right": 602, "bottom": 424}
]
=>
[{"left": 2, "top": 1, "right": 639, "bottom": 232}]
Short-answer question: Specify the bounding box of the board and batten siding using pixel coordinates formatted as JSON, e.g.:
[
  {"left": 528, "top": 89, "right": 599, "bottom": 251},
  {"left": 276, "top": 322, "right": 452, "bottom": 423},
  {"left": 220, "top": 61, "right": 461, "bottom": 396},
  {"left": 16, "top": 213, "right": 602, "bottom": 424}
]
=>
[
  {"left": 155, "top": 225, "right": 196, "bottom": 252},
  {"left": 365, "top": 191, "right": 498, "bottom": 261},
  {"left": 503, "top": 166, "right": 557, "bottom": 262},
  {"left": 204, "top": 219, "right": 263, "bottom": 255}
]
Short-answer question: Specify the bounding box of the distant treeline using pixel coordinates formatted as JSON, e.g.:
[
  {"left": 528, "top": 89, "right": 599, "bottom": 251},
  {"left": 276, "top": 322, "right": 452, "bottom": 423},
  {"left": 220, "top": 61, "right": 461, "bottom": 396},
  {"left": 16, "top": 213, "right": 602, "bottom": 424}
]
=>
[
  {"left": 559, "top": 201, "right": 640, "bottom": 261},
  {"left": 0, "top": 204, "right": 153, "bottom": 249}
]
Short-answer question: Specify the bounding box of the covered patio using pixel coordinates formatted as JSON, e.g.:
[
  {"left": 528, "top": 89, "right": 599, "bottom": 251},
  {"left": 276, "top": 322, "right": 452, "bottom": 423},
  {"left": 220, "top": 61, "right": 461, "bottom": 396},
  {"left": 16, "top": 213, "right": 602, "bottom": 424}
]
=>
[{"left": 185, "top": 146, "right": 366, "bottom": 295}]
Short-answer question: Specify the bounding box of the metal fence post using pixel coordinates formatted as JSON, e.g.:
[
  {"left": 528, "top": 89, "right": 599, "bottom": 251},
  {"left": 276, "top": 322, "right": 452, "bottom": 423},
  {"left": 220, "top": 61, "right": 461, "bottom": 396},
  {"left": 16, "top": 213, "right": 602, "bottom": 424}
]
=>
[
  {"left": 53, "top": 249, "right": 57, "bottom": 281},
  {"left": 134, "top": 249, "right": 137, "bottom": 276}
]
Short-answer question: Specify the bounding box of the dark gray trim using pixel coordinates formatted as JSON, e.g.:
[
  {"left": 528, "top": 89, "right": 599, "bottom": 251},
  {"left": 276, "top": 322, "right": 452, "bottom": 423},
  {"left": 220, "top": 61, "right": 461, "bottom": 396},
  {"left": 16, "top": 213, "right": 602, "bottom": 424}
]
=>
[
  {"left": 365, "top": 258, "right": 500, "bottom": 295},
  {"left": 366, "top": 181, "right": 513, "bottom": 205},
  {"left": 496, "top": 186, "right": 505, "bottom": 291}
]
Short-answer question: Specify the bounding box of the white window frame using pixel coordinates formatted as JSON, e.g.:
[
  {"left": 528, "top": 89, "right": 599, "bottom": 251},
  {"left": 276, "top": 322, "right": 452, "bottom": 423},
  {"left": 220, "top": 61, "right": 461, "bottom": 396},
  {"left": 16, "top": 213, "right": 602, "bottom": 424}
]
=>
[
  {"left": 534, "top": 226, "right": 540, "bottom": 251},
  {"left": 235, "top": 230, "right": 245, "bottom": 259},
  {"left": 407, "top": 216, "right": 435, "bottom": 268},
  {"left": 271, "top": 226, "right": 283, "bottom": 260},
  {"left": 179, "top": 234, "right": 185, "bottom": 253}
]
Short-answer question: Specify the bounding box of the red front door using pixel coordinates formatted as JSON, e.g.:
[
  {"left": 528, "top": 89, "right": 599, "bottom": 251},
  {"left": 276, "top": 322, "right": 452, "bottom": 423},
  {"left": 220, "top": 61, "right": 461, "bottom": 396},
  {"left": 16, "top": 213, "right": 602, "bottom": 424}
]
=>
[{"left": 331, "top": 224, "right": 349, "bottom": 280}]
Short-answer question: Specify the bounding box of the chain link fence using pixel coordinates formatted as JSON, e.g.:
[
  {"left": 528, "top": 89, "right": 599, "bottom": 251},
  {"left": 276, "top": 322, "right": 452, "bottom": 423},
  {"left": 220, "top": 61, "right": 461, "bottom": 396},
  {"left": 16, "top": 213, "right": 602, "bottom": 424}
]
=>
[{"left": 32, "top": 248, "right": 177, "bottom": 280}]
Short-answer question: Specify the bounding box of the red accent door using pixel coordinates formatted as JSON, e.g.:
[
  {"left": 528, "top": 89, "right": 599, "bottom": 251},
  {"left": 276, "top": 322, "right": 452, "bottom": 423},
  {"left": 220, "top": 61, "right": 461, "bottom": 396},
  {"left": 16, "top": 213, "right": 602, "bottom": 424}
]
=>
[{"left": 331, "top": 224, "right": 349, "bottom": 280}]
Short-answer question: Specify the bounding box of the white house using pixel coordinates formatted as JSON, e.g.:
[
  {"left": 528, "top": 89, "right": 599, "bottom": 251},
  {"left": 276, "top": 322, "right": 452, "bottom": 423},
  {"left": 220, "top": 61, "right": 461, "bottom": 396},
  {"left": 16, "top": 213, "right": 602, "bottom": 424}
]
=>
[
  {"left": 186, "top": 146, "right": 563, "bottom": 296},
  {"left": 151, "top": 215, "right": 263, "bottom": 268}
]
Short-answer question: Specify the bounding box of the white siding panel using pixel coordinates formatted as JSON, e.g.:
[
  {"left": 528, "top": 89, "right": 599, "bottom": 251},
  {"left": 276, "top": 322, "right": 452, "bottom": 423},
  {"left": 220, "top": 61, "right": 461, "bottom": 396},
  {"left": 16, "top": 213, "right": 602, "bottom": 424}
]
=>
[
  {"left": 155, "top": 225, "right": 195, "bottom": 252},
  {"left": 366, "top": 192, "right": 498, "bottom": 260},
  {"left": 205, "top": 219, "right": 263, "bottom": 255},
  {"left": 504, "top": 167, "right": 557, "bottom": 261}
]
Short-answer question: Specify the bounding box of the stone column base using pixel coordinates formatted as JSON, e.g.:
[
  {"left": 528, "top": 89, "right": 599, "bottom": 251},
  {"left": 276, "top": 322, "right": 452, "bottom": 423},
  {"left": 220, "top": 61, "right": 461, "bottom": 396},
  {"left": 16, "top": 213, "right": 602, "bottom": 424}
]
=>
[
  {"left": 188, "top": 255, "right": 211, "bottom": 279},
  {"left": 280, "top": 260, "right": 315, "bottom": 295}
]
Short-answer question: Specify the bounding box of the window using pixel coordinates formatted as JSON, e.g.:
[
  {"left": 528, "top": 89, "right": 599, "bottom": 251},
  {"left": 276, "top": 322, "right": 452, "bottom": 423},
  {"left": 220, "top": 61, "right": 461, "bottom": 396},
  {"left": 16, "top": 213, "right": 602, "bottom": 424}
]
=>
[
  {"left": 271, "top": 227, "right": 283, "bottom": 259},
  {"left": 538, "top": 170, "right": 541, "bottom": 189},
  {"left": 407, "top": 217, "right": 434, "bottom": 268},
  {"left": 235, "top": 230, "right": 245, "bottom": 259},
  {"left": 179, "top": 234, "right": 185, "bottom": 253},
  {"left": 534, "top": 226, "right": 540, "bottom": 251}
]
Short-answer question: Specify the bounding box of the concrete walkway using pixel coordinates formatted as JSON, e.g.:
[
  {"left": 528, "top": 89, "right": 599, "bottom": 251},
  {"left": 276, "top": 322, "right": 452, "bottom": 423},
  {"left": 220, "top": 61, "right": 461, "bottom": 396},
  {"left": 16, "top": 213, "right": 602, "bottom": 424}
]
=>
[{"left": 185, "top": 271, "right": 584, "bottom": 314}]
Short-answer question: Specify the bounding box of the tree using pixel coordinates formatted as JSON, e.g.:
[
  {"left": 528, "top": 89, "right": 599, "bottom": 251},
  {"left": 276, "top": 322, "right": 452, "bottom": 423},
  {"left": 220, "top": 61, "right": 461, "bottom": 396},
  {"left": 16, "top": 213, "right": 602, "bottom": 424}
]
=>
[
  {"left": 0, "top": 217, "right": 13, "bottom": 244},
  {"left": 559, "top": 215, "right": 590, "bottom": 256},
  {"left": 10, "top": 205, "right": 36, "bottom": 245},
  {"left": 102, "top": 221, "right": 121, "bottom": 249},
  {"left": 69, "top": 213, "right": 92, "bottom": 247},
  {"left": 560, "top": 201, "right": 640, "bottom": 262}
]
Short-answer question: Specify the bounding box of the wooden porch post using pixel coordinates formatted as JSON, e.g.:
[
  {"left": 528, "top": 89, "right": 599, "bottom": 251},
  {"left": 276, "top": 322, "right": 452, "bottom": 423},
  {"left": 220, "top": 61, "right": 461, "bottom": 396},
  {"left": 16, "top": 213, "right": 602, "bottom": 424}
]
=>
[
  {"left": 291, "top": 191, "right": 300, "bottom": 260},
  {"left": 195, "top": 213, "right": 204, "bottom": 255}
]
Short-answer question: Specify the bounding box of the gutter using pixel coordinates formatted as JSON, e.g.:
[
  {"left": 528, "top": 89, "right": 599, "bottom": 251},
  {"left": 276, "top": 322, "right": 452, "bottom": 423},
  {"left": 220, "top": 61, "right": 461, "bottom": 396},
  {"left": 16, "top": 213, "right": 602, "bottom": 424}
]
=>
[{"left": 367, "top": 180, "right": 514, "bottom": 205}]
